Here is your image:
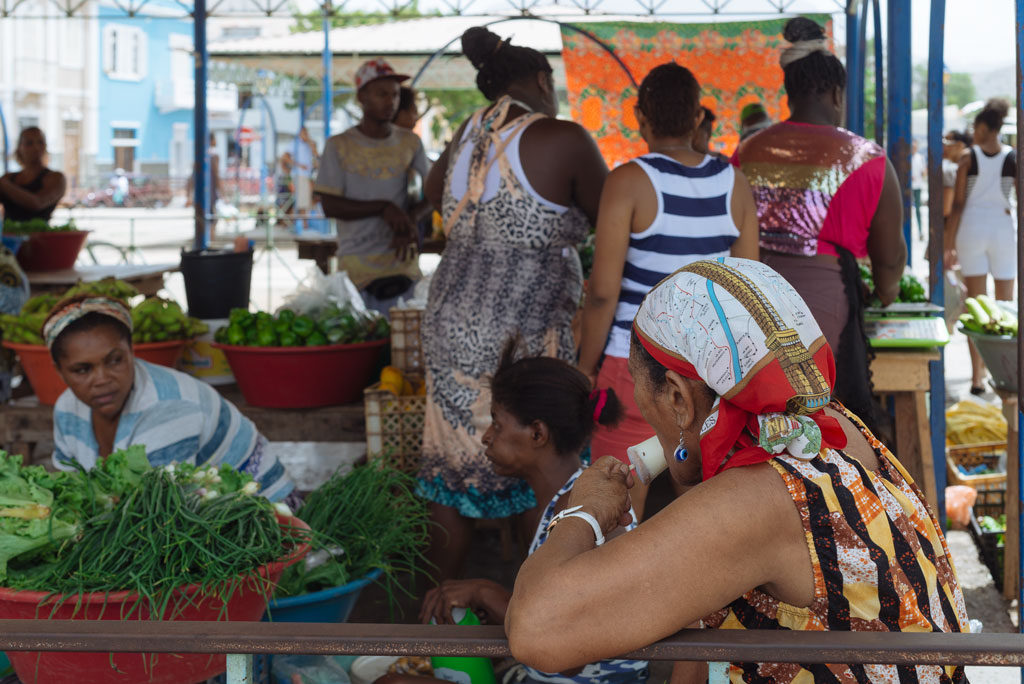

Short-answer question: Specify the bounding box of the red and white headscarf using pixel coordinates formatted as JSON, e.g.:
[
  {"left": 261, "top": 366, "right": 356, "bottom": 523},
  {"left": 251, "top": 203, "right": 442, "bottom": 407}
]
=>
[
  {"left": 43, "top": 296, "right": 133, "bottom": 349},
  {"left": 633, "top": 257, "right": 847, "bottom": 481}
]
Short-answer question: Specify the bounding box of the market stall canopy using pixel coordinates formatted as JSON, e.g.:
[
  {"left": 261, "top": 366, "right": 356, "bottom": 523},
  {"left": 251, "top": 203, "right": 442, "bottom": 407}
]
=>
[{"left": 208, "top": 14, "right": 567, "bottom": 89}]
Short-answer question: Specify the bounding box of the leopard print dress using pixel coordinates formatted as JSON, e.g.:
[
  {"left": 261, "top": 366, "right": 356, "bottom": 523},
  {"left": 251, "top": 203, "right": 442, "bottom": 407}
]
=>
[{"left": 417, "top": 98, "right": 589, "bottom": 518}]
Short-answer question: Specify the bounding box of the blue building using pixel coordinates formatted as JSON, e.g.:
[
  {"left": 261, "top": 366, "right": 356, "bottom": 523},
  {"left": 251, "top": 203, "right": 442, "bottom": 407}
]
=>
[{"left": 95, "top": 1, "right": 236, "bottom": 181}]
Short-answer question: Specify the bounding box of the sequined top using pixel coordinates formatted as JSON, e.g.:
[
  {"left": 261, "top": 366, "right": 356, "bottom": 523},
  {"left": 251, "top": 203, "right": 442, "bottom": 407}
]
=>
[
  {"left": 703, "top": 403, "right": 970, "bottom": 684},
  {"left": 734, "top": 122, "right": 886, "bottom": 258}
]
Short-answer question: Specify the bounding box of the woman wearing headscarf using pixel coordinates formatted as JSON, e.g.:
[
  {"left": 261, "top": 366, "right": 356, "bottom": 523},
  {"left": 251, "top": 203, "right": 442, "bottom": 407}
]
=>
[
  {"left": 732, "top": 17, "right": 906, "bottom": 438},
  {"left": 507, "top": 258, "right": 969, "bottom": 684},
  {"left": 44, "top": 296, "right": 294, "bottom": 502},
  {"left": 419, "top": 26, "right": 608, "bottom": 581}
]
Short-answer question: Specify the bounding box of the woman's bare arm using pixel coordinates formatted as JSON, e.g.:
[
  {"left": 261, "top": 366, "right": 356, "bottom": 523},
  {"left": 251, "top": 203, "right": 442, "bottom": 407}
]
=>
[
  {"left": 729, "top": 169, "right": 760, "bottom": 260},
  {"left": 0, "top": 171, "right": 66, "bottom": 211},
  {"left": 506, "top": 459, "right": 811, "bottom": 673}
]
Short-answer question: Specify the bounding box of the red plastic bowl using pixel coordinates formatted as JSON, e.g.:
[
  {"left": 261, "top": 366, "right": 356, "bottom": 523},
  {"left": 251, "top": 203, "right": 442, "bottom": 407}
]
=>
[
  {"left": 1, "top": 341, "right": 66, "bottom": 405},
  {"left": 3, "top": 340, "right": 190, "bottom": 406},
  {"left": 15, "top": 230, "right": 90, "bottom": 271},
  {"left": 213, "top": 339, "right": 387, "bottom": 408},
  {"left": 0, "top": 514, "right": 310, "bottom": 684},
  {"left": 133, "top": 339, "right": 188, "bottom": 368}
]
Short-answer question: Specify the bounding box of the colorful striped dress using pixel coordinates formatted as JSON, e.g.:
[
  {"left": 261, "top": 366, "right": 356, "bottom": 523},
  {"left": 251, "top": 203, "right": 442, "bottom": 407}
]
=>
[{"left": 704, "top": 403, "right": 970, "bottom": 684}]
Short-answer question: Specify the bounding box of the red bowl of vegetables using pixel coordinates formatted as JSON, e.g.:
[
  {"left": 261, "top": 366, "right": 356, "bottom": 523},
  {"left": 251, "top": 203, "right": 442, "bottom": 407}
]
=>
[
  {"left": 0, "top": 513, "right": 310, "bottom": 684},
  {"left": 15, "top": 230, "right": 90, "bottom": 272}
]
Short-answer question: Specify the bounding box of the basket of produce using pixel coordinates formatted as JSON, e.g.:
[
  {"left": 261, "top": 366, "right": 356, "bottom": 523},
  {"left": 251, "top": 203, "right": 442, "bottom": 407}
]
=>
[
  {"left": 0, "top": 447, "right": 310, "bottom": 684},
  {"left": 958, "top": 295, "right": 1017, "bottom": 392},
  {"left": 213, "top": 305, "right": 389, "bottom": 408},
  {"left": 969, "top": 509, "right": 1005, "bottom": 592},
  {"left": 268, "top": 459, "right": 429, "bottom": 623},
  {"left": 4, "top": 218, "right": 89, "bottom": 272},
  {"left": 859, "top": 266, "right": 929, "bottom": 306},
  {"left": 0, "top": 282, "right": 208, "bottom": 405},
  {"left": 365, "top": 365, "right": 426, "bottom": 473},
  {"left": 945, "top": 398, "right": 1008, "bottom": 489}
]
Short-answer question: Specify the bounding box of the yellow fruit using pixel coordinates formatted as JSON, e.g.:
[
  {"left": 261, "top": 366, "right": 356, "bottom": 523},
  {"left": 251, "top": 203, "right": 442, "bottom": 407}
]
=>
[
  {"left": 380, "top": 366, "right": 404, "bottom": 387},
  {"left": 379, "top": 380, "right": 403, "bottom": 395},
  {"left": 401, "top": 379, "right": 415, "bottom": 396},
  {"left": 417, "top": 382, "right": 426, "bottom": 396}
]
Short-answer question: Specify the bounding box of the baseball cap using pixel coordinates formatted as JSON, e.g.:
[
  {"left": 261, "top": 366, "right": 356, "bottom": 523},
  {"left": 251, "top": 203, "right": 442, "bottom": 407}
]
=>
[{"left": 354, "top": 59, "right": 410, "bottom": 91}]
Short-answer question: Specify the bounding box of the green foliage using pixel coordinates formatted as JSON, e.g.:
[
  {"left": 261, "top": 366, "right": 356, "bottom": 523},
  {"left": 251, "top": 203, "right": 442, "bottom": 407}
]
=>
[
  {"left": 912, "top": 64, "right": 977, "bottom": 110},
  {"left": 422, "top": 89, "right": 489, "bottom": 143}
]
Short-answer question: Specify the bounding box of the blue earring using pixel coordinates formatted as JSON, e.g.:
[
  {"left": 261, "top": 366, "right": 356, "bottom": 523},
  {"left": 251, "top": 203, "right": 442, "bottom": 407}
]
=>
[{"left": 674, "top": 432, "right": 688, "bottom": 463}]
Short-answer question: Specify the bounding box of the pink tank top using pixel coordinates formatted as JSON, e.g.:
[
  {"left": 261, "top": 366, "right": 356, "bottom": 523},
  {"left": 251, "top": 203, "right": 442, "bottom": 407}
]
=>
[{"left": 733, "top": 122, "right": 886, "bottom": 258}]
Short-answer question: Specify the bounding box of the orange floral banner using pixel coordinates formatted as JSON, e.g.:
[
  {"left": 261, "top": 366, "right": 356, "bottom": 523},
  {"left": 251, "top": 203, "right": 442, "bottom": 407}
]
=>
[{"left": 560, "top": 17, "right": 833, "bottom": 168}]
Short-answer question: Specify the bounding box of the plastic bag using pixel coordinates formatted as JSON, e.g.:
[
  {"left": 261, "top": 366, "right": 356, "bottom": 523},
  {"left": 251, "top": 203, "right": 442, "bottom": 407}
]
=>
[
  {"left": 0, "top": 246, "right": 28, "bottom": 316},
  {"left": 281, "top": 266, "right": 368, "bottom": 317},
  {"left": 944, "top": 267, "right": 967, "bottom": 334},
  {"left": 271, "top": 654, "right": 352, "bottom": 684},
  {"left": 945, "top": 485, "right": 977, "bottom": 528}
]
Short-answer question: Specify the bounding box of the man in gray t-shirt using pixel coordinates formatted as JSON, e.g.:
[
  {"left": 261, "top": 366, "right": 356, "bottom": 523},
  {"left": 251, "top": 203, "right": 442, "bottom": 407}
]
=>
[{"left": 315, "top": 59, "right": 430, "bottom": 314}]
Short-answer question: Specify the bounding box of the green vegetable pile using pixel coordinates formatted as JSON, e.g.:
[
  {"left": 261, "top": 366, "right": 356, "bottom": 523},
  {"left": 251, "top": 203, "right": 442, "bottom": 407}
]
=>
[
  {"left": 2, "top": 218, "right": 79, "bottom": 235},
  {"left": 978, "top": 514, "right": 1007, "bottom": 546},
  {"left": 858, "top": 265, "right": 928, "bottom": 305},
  {"left": 215, "top": 304, "right": 389, "bottom": 348},
  {"left": 275, "top": 459, "right": 430, "bottom": 608},
  {"left": 0, "top": 279, "right": 207, "bottom": 346},
  {"left": 960, "top": 295, "right": 1018, "bottom": 337},
  {"left": 0, "top": 448, "right": 306, "bottom": 622},
  {"left": 131, "top": 297, "right": 208, "bottom": 343}
]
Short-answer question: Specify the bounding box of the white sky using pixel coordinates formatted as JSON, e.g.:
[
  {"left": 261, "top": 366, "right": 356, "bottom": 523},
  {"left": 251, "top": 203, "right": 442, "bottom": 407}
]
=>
[{"left": 910, "top": 0, "right": 1016, "bottom": 72}]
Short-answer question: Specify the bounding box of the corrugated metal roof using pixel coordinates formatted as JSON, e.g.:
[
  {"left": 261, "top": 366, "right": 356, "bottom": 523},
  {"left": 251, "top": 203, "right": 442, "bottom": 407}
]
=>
[{"left": 208, "top": 14, "right": 565, "bottom": 55}]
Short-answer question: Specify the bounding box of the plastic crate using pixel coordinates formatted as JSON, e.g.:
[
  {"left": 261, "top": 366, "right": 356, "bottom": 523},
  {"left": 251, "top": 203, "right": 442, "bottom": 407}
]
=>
[
  {"left": 969, "top": 508, "right": 1005, "bottom": 592},
  {"left": 946, "top": 441, "right": 1006, "bottom": 491},
  {"left": 364, "top": 378, "right": 426, "bottom": 473},
  {"left": 388, "top": 307, "right": 423, "bottom": 374}
]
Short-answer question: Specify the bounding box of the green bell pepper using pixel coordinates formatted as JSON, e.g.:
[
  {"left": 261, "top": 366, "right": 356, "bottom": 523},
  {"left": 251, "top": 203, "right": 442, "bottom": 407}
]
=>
[
  {"left": 292, "top": 315, "right": 315, "bottom": 338},
  {"left": 305, "top": 330, "right": 327, "bottom": 347}
]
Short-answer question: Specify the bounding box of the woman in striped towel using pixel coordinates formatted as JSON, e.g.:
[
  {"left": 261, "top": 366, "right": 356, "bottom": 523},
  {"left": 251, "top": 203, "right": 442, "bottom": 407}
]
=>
[
  {"left": 44, "top": 295, "right": 294, "bottom": 502},
  {"left": 578, "top": 63, "right": 759, "bottom": 516}
]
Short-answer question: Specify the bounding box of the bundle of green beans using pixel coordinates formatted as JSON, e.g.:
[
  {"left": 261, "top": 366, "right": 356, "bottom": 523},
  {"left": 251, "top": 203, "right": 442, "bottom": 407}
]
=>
[
  {"left": 276, "top": 459, "right": 431, "bottom": 604},
  {"left": 8, "top": 467, "right": 303, "bottom": 621}
]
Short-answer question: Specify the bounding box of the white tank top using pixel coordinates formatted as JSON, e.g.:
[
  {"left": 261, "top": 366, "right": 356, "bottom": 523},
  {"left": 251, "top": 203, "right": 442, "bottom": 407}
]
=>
[
  {"left": 448, "top": 114, "right": 569, "bottom": 214},
  {"left": 965, "top": 144, "right": 1013, "bottom": 214}
]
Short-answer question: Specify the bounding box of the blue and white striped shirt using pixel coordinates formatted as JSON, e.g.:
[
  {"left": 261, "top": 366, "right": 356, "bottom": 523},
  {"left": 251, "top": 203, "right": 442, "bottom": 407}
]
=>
[
  {"left": 53, "top": 360, "right": 294, "bottom": 502},
  {"left": 605, "top": 153, "right": 738, "bottom": 359}
]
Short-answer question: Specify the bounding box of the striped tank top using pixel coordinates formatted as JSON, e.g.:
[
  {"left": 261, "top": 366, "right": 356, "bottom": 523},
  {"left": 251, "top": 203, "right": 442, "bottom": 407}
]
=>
[
  {"left": 604, "top": 153, "right": 738, "bottom": 359},
  {"left": 704, "top": 403, "right": 970, "bottom": 684}
]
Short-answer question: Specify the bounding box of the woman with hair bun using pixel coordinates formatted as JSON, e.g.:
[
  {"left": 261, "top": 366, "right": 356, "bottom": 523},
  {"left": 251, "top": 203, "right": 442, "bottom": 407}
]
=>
[
  {"left": 420, "top": 26, "right": 609, "bottom": 581},
  {"left": 379, "top": 339, "right": 648, "bottom": 684},
  {"left": 732, "top": 16, "right": 906, "bottom": 439},
  {"left": 946, "top": 98, "right": 1017, "bottom": 394}
]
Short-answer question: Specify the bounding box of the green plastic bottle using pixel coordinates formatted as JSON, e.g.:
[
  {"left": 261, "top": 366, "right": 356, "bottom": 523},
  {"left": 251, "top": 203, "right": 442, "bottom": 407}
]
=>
[{"left": 430, "top": 607, "right": 498, "bottom": 684}]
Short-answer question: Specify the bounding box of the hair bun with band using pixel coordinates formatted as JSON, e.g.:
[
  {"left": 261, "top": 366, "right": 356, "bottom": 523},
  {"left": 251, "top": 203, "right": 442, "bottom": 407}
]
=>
[
  {"left": 462, "top": 27, "right": 503, "bottom": 70},
  {"left": 780, "top": 17, "right": 830, "bottom": 69},
  {"left": 588, "top": 387, "right": 623, "bottom": 427}
]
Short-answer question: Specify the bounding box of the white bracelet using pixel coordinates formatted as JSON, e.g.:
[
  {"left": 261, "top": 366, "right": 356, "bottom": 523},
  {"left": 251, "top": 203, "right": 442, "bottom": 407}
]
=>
[{"left": 546, "top": 505, "right": 605, "bottom": 546}]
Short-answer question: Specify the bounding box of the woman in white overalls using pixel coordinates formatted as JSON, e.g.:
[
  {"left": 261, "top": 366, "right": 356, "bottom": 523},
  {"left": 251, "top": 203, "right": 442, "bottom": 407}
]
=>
[{"left": 946, "top": 98, "right": 1018, "bottom": 394}]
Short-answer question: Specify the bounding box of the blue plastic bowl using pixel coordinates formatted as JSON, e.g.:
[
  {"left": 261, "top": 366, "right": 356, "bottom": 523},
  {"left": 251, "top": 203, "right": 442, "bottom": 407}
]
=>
[
  {"left": 266, "top": 568, "right": 382, "bottom": 623},
  {"left": 0, "top": 235, "right": 25, "bottom": 255}
]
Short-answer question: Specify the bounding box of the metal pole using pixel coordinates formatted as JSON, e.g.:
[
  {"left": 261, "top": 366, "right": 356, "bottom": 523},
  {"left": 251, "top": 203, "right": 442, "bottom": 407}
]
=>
[
  {"left": 886, "top": 0, "right": 912, "bottom": 267},
  {"left": 1015, "top": 0, "right": 1024, "bottom": 672},
  {"left": 872, "top": 0, "right": 884, "bottom": 147},
  {"left": 322, "top": 0, "right": 332, "bottom": 139},
  {"left": 926, "top": 0, "right": 946, "bottom": 529},
  {"left": 857, "top": 0, "right": 868, "bottom": 134},
  {"left": 192, "top": 0, "right": 208, "bottom": 250},
  {"left": 845, "top": 0, "right": 863, "bottom": 135},
  {"left": 0, "top": 101, "right": 8, "bottom": 175}
]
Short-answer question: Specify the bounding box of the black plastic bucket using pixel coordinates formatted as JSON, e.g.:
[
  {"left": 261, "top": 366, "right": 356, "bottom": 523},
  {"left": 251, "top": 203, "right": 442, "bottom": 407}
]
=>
[{"left": 179, "top": 249, "right": 253, "bottom": 319}]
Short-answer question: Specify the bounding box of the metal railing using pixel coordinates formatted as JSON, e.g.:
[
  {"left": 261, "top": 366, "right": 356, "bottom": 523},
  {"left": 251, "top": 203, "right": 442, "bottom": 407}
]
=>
[{"left": 0, "top": 620, "right": 1018, "bottom": 684}]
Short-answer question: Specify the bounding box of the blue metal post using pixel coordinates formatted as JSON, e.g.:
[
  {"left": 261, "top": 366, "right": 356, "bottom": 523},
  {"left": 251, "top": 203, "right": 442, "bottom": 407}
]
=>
[
  {"left": 886, "top": 0, "right": 912, "bottom": 266},
  {"left": 856, "top": 0, "right": 868, "bottom": 134},
  {"left": 322, "top": 0, "right": 332, "bottom": 139},
  {"left": 845, "top": 0, "right": 863, "bottom": 134},
  {"left": 1015, "top": 0, "right": 1024, "bottom": 666},
  {"left": 872, "top": 0, "right": 883, "bottom": 147},
  {"left": 193, "top": 0, "right": 209, "bottom": 250},
  {"left": 0, "top": 101, "right": 8, "bottom": 175},
  {"left": 926, "top": 0, "right": 946, "bottom": 528}
]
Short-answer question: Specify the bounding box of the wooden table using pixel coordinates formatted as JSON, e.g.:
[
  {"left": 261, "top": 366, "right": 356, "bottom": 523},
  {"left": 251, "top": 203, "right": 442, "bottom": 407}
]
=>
[
  {"left": 870, "top": 348, "right": 942, "bottom": 508},
  {"left": 27, "top": 263, "right": 178, "bottom": 297},
  {"left": 0, "top": 385, "right": 365, "bottom": 462}
]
